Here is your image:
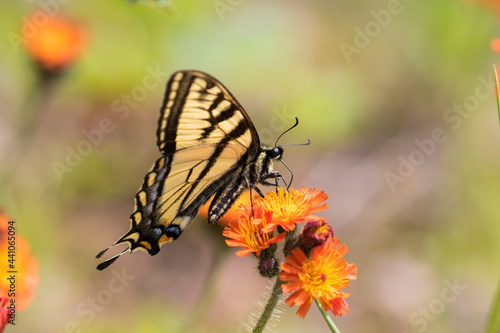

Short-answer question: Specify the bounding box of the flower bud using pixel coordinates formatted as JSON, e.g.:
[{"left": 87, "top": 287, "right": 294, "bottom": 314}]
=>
[
  {"left": 301, "top": 220, "right": 333, "bottom": 250},
  {"left": 258, "top": 256, "right": 279, "bottom": 278}
]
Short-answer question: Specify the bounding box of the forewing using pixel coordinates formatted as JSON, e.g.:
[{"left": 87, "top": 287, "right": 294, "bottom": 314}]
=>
[{"left": 156, "top": 70, "right": 260, "bottom": 155}]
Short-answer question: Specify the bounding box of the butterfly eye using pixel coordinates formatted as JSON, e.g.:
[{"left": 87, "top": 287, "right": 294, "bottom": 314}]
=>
[{"left": 271, "top": 147, "right": 283, "bottom": 159}]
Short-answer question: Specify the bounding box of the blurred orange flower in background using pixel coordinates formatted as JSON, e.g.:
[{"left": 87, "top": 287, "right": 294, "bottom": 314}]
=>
[
  {"left": 22, "top": 11, "right": 87, "bottom": 72},
  {"left": 0, "top": 210, "right": 39, "bottom": 331},
  {"left": 491, "top": 38, "right": 500, "bottom": 53},
  {"left": 474, "top": 0, "right": 500, "bottom": 13}
]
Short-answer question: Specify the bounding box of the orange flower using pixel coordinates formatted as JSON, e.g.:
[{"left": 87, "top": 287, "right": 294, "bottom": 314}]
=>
[
  {"left": 254, "top": 187, "right": 328, "bottom": 232},
  {"left": 23, "top": 12, "right": 87, "bottom": 71},
  {"left": 0, "top": 211, "right": 39, "bottom": 311},
  {"left": 223, "top": 207, "right": 285, "bottom": 257},
  {"left": 280, "top": 237, "right": 357, "bottom": 318}
]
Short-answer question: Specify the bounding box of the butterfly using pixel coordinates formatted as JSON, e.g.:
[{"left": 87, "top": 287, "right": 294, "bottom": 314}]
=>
[{"left": 96, "top": 70, "right": 297, "bottom": 270}]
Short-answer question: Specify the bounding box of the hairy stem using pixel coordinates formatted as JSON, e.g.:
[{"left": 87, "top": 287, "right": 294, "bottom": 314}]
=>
[{"left": 252, "top": 278, "right": 282, "bottom": 333}]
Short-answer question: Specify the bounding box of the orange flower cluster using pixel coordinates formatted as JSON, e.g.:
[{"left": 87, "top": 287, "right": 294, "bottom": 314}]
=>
[
  {"left": 222, "top": 187, "right": 357, "bottom": 318},
  {"left": 223, "top": 187, "right": 327, "bottom": 257}
]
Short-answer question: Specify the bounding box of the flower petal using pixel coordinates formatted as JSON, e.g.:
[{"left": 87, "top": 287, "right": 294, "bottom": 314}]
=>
[{"left": 328, "top": 297, "right": 350, "bottom": 316}]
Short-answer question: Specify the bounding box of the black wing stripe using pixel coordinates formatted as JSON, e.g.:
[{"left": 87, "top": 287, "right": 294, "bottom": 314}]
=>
[
  {"left": 152, "top": 155, "right": 172, "bottom": 220},
  {"left": 207, "top": 93, "right": 226, "bottom": 112},
  {"left": 156, "top": 74, "right": 179, "bottom": 153},
  {"left": 157, "top": 162, "right": 207, "bottom": 214},
  {"left": 157, "top": 183, "right": 191, "bottom": 219},
  {"left": 157, "top": 72, "right": 196, "bottom": 155},
  {"left": 202, "top": 100, "right": 239, "bottom": 140},
  {"left": 156, "top": 161, "right": 214, "bottom": 218},
  {"left": 164, "top": 74, "right": 195, "bottom": 154}
]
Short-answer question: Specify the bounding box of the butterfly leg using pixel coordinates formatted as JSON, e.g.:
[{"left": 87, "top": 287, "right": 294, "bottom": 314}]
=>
[
  {"left": 254, "top": 186, "right": 265, "bottom": 198},
  {"left": 245, "top": 176, "right": 258, "bottom": 217},
  {"left": 261, "top": 171, "right": 288, "bottom": 193},
  {"left": 246, "top": 177, "right": 268, "bottom": 217}
]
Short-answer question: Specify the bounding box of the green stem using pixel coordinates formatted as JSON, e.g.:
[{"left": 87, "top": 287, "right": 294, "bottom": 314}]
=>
[
  {"left": 485, "top": 277, "right": 500, "bottom": 333},
  {"left": 252, "top": 278, "right": 282, "bottom": 333},
  {"left": 314, "top": 298, "right": 340, "bottom": 333},
  {"left": 493, "top": 64, "right": 500, "bottom": 127}
]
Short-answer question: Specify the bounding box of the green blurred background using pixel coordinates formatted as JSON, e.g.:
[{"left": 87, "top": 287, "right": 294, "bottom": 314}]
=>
[{"left": 1, "top": 0, "right": 500, "bottom": 332}]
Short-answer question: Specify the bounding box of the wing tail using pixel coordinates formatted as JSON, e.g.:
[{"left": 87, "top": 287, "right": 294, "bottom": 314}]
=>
[
  {"left": 96, "top": 233, "right": 133, "bottom": 270},
  {"left": 96, "top": 248, "right": 128, "bottom": 271}
]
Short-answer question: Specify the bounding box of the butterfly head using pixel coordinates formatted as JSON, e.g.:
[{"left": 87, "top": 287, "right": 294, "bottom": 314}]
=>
[{"left": 261, "top": 146, "right": 284, "bottom": 176}]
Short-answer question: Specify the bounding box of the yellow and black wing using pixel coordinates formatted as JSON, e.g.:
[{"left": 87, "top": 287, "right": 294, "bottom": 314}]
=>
[
  {"left": 97, "top": 70, "right": 264, "bottom": 270},
  {"left": 157, "top": 70, "right": 260, "bottom": 155}
]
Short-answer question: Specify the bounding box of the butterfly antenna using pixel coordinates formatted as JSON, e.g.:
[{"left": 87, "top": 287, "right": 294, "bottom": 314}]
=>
[
  {"left": 275, "top": 117, "right": 299, "bottom": 147},
  {"left": 280, "top": 159, "right": 294, "bottom": 190},
  {"left": 279, "top": 138, "right": 312, "bottom": 147}
]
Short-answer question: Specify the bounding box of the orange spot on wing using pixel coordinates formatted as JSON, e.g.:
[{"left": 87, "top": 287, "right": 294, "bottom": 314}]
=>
[
  {"left": 158, "top": 234, "right": 174, "bottom": 246},
  {"left": 140, "top": 241, "right": 152, "bottom": 250}
]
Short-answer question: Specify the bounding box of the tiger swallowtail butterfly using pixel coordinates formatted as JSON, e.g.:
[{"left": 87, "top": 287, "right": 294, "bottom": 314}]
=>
[{"left": 96, "top": 70, "right": 294, "bottom": 270}]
